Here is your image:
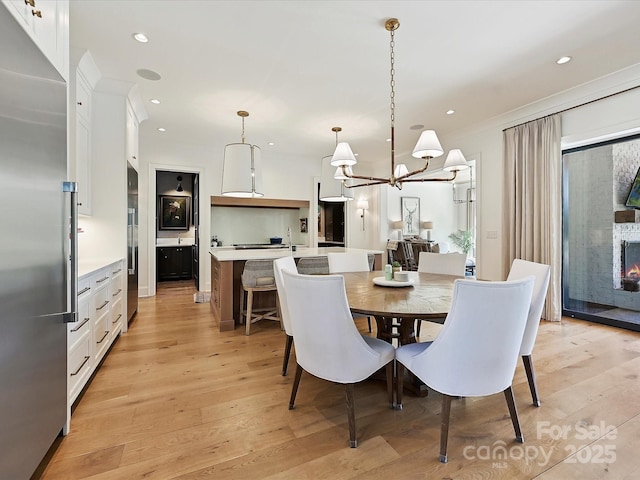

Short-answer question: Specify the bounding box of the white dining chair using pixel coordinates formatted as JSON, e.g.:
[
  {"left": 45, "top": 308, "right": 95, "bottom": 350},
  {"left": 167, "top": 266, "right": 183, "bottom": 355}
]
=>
[
  {"left": 273, "top": 256, "right": 298, "bottom": 376},
  {"left": 396, "top": 276, "right": 535, "bottom": 463},
  {"left": 282, "top": 270, "right": 395, "bottom": 448},
  {"left": 507, "top": 258, "right": 551, "bottom": 407},
  {"left": 327, "top": 252, "right": 373, "bottom": 333},
  {"left": 415, "top": 252, "right": 467, "bottom": 337}
]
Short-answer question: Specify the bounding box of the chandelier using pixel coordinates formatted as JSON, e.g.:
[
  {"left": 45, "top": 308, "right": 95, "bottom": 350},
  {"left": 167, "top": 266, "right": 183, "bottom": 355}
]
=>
[
  {"left": 332, "top": 18, "right": 469, "bottom": 189},
  {"left": 319, "top": 127, "right": 354, "bottom": 202}
]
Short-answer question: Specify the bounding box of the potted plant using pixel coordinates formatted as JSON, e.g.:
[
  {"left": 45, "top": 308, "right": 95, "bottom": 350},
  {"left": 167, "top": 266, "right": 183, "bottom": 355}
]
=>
[
  {"left": 392, "top": 260, "right": 402, "bottom": 274},
  {"left": 448, "top": 229, "right": 474, "bottom": 255}
]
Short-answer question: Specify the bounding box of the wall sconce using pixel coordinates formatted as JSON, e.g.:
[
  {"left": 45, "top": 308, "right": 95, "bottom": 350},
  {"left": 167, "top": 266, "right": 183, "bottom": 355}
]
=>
[
  {"left": 421, "top": 221, "right": 434, "bottom": 241},
  {"left": 357, "top": 199, "right": 369, "bottom": 230},
  {"left": 176, "top": 175, "right": 184, "bottom": 192},
  {"left": 392, "top": 220, "right": 404, "bottom": 240}
]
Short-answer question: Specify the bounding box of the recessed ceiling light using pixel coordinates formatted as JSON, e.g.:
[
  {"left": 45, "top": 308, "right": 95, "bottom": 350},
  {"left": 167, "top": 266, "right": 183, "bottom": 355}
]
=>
[
  {"left": 157, "top": 127, "right": 166, "bottom": 132},
  {"left": 268, "top": 142, "right": 275, "bottom": 146},
  {"left": 556, "top": 56, "right": 572, "bottom": 65},
  {"left": 150, "top": 99, "right": 160, "bottom": 105},
  {"left": 133, "top": 33, "right": 149, "bottom": 43},
  {"left": 386, "top": 138, "right": 391, "bottom": 142},
  {"left": 446, "top": 109, "right": 455, "bottom": 115},
  {"left": 354, "top": 153, "right": 359, "bottom": 157}
]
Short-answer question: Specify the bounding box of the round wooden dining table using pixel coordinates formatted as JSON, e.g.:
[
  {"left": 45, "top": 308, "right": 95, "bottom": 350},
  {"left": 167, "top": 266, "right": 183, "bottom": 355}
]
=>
[{"left": 341, "top": 270, "right": 458, "bottom": 345}]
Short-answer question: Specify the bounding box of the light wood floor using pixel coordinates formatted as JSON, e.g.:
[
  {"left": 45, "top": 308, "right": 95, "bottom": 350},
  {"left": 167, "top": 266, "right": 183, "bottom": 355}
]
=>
[{"left": 39, "top": 281, "right": 640, "bottom": 479}]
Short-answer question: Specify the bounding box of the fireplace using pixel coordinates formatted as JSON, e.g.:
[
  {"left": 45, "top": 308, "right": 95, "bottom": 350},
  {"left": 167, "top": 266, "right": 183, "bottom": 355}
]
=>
[{"left": 622, "top": 241, "right": 640, "bottom": 291}]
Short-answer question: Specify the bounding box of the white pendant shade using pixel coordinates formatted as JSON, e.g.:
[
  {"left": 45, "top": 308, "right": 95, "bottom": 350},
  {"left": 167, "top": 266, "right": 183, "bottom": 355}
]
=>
[
  {"left": 330, "top": 142, "right": 358, "bottom": 167},
  {"left": 334, "top": 165, "right": 353, "bottom": 180},
  {"left": 411, "top": 130, "right": 444, "bottom": 159},
  {"left": 442, "top": 148, "right": 469, "bottom": 172},
  {"left": 320, "top": 155, "right": 353, "bottom": 202},
  {"left": 221, "top": 143, "right": 264, "bottom": 197},
  {"left": 393, "top": 164, "right": 409, "bottom": 178}
]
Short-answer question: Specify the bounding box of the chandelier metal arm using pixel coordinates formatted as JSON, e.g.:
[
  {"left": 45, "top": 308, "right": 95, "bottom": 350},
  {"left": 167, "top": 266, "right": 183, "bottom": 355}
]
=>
[
  {"left": 394, "top": 157, "right": 432, "bottom": 182},
  {"left": 399, "top": 171, "right": 458, "bottom": 183}
]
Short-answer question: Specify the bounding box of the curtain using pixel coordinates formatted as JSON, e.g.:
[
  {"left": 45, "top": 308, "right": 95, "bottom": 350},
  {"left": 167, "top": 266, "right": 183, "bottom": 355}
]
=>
[{"left": 503, "top": 115, "right": 562, "bottom": 321}]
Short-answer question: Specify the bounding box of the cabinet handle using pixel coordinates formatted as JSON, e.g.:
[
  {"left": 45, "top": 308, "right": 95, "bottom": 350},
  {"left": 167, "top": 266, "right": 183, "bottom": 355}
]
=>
[
  {"left": 112, "top": 288, "right": 122, "bottom": 297},
  {"left": 112, "top": 313, "right": 122, "bottom": 324},
  {"left": 113, "top": 268, "right": 122, "bottom": 274},
  {"left": 70, "top": 317, "right": 90, "bottom": 332},
  {"left": 77, "top": 101, "right": 83, "bottom": 106},
  {"left": 24, "top": 0, "right": 35, "bottom": 6},
  {"left": 70, "top": 356, "right": 90, "bottom": 376},
  {"left": 96, "top": 276, "right": 109, "bottom": 284},
  {"left": 96, "top": 300, "right": 109, "bottom": 311},
  {"left": 78, "top": 286, "right": 91, "bottom": 296},
  {"left": 31, "top": 9, "right": 42, "bottom": 17},
  {"left": 132, "top": 155, "right": 136, "bottom": 160},
  {"left": 97, "top": 331, "right": 109, "bottom": 344}
]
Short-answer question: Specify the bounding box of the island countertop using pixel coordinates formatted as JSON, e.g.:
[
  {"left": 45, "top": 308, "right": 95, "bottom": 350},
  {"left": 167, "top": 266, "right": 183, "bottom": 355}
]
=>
[
  {"left": 209, "top": 246, "right": 384, "bottom": 262},
  {"left": 209, "top": 246, "right": 385, "bottom": 332}
]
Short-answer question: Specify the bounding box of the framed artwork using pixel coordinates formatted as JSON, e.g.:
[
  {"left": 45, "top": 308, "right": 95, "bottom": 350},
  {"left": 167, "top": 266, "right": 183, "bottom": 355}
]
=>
[
  {"left": 159, "top": 195, "right": 190, "bottom": 230},
  {"left": 401, "top": 197, "right": 420, "bottom": 237},
  {"left": 300, "top": 217, "right": 308, "bottom": 233}
]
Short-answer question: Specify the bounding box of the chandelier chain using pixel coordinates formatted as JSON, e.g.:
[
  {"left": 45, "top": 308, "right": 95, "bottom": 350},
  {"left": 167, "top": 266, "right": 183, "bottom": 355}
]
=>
[
  {"left": 389, "top": 28, "right": 395, "bottom": 127},
  {"left": 241, "top": 116, "right": 246, "bottom": 144}
]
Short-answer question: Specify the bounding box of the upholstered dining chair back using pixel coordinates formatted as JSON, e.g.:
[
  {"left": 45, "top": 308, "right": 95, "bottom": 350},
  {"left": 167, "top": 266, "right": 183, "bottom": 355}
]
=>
[
  {"left": 282, "top": 271, "right": 393, "bottom": 383},
  {"left": 506, "top": 259, "right": 551, "bottom": 356},
  {"left": 296, "top": 256, "right": 329, "bottom": 275},
  {"left": 273, "top": 256, "right": 298, "bottom": 336},
  {"left": 327, "top": 252, "right": 370, "bottom": 273},
  {"left": 399, "top": 277, "right": 534, "bottom": 397},
  {"left": 417, "top": 252, "right": 466, "bottom": 276}
]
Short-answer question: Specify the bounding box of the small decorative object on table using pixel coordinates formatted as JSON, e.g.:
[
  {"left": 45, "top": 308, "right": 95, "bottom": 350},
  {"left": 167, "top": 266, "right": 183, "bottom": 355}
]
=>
[{"left": 392, "top": 261, "right": 402, "bottom": 274}]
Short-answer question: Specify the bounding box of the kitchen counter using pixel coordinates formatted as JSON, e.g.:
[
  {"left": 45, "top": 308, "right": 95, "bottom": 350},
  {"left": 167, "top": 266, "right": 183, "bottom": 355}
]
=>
[
  {"left": 79, "top": 258, "right": 124, "bottom": 279},
  {"left": 210, "top": 246, "right": 382, "bottom": 262},
  {"left": 209, "top": 246, "right": 384, "bottom": 331}
]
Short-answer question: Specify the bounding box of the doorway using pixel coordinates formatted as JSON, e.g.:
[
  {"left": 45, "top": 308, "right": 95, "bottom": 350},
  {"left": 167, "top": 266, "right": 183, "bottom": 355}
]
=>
[
  {"left": 317, "top": 183, "right": 346, "bottom": 246},
  {"left": 155, "top": 170, "right": 200, "bottom": 289}
]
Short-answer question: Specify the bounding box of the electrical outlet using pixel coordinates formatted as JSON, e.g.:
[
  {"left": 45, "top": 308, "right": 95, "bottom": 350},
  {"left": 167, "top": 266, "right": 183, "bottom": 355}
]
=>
[{"left": 486, "top": 230, "right": 498, "bottom": 239}]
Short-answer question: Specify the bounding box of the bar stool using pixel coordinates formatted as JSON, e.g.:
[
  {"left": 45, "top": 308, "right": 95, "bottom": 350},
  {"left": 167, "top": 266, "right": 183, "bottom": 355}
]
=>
[{"left": 239, "top": 259, "right": 281, "bottom": 335}]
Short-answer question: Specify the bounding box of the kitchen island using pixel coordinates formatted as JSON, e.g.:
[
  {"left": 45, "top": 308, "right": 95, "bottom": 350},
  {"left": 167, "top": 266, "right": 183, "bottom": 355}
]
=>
[{"left": 210, "top": 247, "right": 384, "bottom": 331}]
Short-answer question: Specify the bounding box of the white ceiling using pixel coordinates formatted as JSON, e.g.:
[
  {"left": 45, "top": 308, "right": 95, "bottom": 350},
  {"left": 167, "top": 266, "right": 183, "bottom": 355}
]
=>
[{"left": 70, "top": 0, "right": 640, "bottom": 170}]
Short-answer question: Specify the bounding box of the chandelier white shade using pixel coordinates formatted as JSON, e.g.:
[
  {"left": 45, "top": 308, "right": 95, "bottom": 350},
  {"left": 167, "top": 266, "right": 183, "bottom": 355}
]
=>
[
  {"left": 330, "top": 142, "right": 358, "bottom": 167},
  {"left": 319, "top": 155, "right": 353, "bottom": 202},
  {"left": 442, "top": 149, "right": 468, "bottom": 172},
  {"left": 221, "top": 110, "right": 263, "bottom": 198},
  {"left": 221, "top": 143, "right": 263, "bottom": 197},
  {"left": 411, "top": 130, "right": 444, "bottom": 159}
]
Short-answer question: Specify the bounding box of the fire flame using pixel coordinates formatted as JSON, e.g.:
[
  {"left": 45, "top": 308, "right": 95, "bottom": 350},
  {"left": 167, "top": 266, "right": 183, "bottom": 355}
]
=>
[{"left": 628, "top": 264, "right": 640, "bottom": 278}]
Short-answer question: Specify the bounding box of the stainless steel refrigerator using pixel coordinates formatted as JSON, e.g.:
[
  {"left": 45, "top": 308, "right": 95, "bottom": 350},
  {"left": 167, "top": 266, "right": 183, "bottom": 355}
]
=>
[
  {"left": 0, "top": 9, "right": 72, "bottom": 478},
  {"left": 127, "top": 161, "right": 139, "bottom": 322}
]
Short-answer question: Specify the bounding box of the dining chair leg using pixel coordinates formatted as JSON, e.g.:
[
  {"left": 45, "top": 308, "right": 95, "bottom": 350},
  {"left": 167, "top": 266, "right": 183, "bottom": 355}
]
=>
[
  {"left": 367, "top": 316, "right": 372, "bottom": 333},
  {"left": 522, "top": 354, "right": 541, "bottom": 407},
  {"left": 289, "top": 364, "right": 303, "bottom": 410},
  {"left": 345, "top": 383, "right": 357, "bottom": 448},
  {"left": 386, "top": 362, "right": 394, "bottom": 408},
  {"left": 504, "top": 386, "right": 524, "bottom": 443},
  {"left": 282, "top": 334, "right": 293, "bottom": 376},
  {"left": 396, "top": 362, "right": 404, "bottom": 410},
  {"left": 416, "top": 319, "right": 422, "bottom": 337},
  {"left": 245, "top": 289, "right": 254, "bottom": 336},
  {"left": 439, "top": 394, "right": 453, "bottom": 463}
]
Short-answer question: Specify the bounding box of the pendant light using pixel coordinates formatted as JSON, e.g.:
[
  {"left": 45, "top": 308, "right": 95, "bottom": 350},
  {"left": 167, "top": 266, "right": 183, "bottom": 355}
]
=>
[
  {"left": 221, "top": 110, "right": 263, "bottom": 197},
  {"left": 319, "top": 127, "right": 354, "bottom": 202}
]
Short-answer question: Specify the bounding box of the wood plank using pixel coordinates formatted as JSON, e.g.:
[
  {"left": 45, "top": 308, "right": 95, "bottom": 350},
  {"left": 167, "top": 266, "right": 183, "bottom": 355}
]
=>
[
  {"left": 39, "top": 280, "right": 640, "bottom": 480},
  {"left": 211, "top": 196, "right": 309, "bottom": 209}
]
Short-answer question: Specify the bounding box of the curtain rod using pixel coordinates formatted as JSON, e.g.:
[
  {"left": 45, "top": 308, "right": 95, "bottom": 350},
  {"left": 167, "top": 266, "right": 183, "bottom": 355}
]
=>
[{"left": 503, "top": 83, "right": 640, "bottom": 132}]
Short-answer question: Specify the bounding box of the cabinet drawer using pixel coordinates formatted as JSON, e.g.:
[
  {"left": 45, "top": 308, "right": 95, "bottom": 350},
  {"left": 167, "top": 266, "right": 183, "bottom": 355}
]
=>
[
  {"left": 68, "top": 296, "right": 90, "bottom": 350},
  {"left": 68, "top": 334, "right": 91, "bottom": 400},
  {"left": 93, "top": 283, "right": 110, "bottom": 316},
  {"left": 92, "top": 268, "right": 111, "bottom": 292}
]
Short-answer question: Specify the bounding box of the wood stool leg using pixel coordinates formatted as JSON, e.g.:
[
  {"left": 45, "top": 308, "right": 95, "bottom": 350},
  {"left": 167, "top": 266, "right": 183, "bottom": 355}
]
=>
[{"left": 245, "top": 289, "right": 253, "bottom": 336}]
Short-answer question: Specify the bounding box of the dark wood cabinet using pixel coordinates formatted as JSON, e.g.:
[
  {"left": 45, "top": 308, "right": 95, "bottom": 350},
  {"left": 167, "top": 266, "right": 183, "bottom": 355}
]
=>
[{"left": 157, "top": 246, "right": 193, "bottom": 281}]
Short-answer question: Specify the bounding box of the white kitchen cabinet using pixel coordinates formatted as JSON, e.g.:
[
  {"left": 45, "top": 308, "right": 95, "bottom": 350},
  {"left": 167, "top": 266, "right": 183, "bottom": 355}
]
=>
[
  {"left": 71, "top": 52, "right": 101, "bottom": 216},
  {"left": 1, "top": 0, "right": 69, "bottom": 80},
  {"left": 68, "top": 259, "right": 124, "bottom": 414}
]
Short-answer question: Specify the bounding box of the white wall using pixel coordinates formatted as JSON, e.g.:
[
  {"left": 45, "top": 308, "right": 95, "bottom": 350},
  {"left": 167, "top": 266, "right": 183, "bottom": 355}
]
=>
[{"left": 442, "top": 64, "right": 640, "bottom": 280}]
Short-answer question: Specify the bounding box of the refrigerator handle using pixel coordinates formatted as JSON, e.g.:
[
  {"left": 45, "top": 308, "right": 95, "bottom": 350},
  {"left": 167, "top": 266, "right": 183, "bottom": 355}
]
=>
[
  {"left": 128, "top": 208, "right": 135, "bottom": 275},
  {"left": 63, "top": 181, "right": 78, "bottom": 323}
]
